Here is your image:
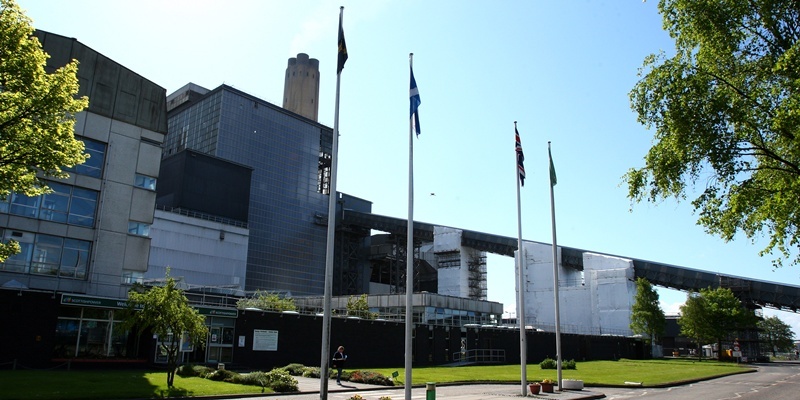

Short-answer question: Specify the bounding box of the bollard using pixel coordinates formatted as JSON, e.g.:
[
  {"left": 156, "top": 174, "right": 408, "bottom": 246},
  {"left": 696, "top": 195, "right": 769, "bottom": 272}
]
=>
[{"left": 426, "top": 382, "right": 436, "bottom": 400}]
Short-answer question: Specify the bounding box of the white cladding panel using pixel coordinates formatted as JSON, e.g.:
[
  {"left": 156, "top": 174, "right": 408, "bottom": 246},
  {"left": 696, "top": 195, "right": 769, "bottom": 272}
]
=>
[
  {"left": 147, "top": 210, "right": 248, "bottom": 290},
  {"left": 520, "top": 242, "right": 635, "bottom": 336}
]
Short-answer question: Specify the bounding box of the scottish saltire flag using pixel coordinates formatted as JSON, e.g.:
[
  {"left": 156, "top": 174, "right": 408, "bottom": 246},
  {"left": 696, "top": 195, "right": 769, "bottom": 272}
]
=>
[
  {"left": 410, "top": 66, "right": 421, "bottom": 136},
  {"left": 515, "top": 127, "right": 525, "bottom": 186}
]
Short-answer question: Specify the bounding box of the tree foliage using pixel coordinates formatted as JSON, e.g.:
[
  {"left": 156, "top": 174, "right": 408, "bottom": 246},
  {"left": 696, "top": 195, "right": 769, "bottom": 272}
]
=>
[
  {"left": 346, "top": 294, "right": 376, "bottom": 319},
  {"left": 236, "top": 290, "right": 296, "bottom": 312},
  {"left": 630, "top": 277, "right": 666, "bottom": 344},
  {"left": 626, "top": 0, "right": 800, "bottom": 268},
  {"left": 121, "top": 273, "right": 208, "bottom": 387},
  {"left": 0, "top": 0, "right": 88, "bottom": 261},
  {"left": 758, "top": 315, "right": 796, "bottom": 356},
  {"left": 678, "top": 287, "right": 757, "bottom": 359}
]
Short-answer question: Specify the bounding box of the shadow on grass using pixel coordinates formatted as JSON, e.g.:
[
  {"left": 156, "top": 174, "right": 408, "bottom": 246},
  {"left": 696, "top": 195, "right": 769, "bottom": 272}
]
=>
[{"left": 157, "top": 387, "right": 193, "bottom": 398}]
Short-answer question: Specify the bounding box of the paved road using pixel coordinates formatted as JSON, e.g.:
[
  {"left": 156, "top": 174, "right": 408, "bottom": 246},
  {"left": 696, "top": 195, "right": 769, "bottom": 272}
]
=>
[
  {"left": 234, "top": 377, "right": 602, "bottom": 400},
  {"left": 600, "top": 362, "right": 800, "bottom": 400}
]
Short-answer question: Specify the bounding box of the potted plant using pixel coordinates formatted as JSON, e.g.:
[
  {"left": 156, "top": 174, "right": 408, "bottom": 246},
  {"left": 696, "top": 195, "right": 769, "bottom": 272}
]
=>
[
  {"left": 540, "top": 378, "right": 555, "bottom": 393},
  {"left": 529, "top": 382, "right": 541, "bottom": 394}
]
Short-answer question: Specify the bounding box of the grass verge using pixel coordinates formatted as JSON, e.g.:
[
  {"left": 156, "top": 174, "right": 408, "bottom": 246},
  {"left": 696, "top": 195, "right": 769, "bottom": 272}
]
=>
[
  {"left": 370, "top": 358, "right": 752, "bottom": 386},
  {"left": 0, "top": 359, "right": 752, "bottom": 399}
]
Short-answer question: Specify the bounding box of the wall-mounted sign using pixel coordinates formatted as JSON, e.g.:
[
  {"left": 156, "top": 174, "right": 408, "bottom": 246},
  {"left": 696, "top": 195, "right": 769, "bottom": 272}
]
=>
[{"left": 252, "top": 329, "right": 278, "bottom": 351}]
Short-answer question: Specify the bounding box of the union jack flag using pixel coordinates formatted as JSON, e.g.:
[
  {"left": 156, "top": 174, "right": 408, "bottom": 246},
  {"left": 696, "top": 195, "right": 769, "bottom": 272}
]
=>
[{"left": 515, "top": 126, "right": 525, "bottom": 186}]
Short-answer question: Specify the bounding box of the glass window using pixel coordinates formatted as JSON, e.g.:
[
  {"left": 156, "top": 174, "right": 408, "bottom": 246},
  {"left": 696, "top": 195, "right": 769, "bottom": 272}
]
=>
[
  {"left": 128, "top": 222, "right": 151, "bottom": 236},
  {"left": 60, "top": 239, "right": 90, "bottom": 279},
  {"left": 0, "top": 231, "right": 90, "bottom": 278},
  {"left": 31, "top": 235, "right": 63, "bottom": 275},
  {"left": 134, "top": 174, "right": 157, "bottom": 191},
  {"left": 9, "top": 193, "right": 40, "bottom": 218},
  {"left": 64, "top": 138, "right": 106, "bottom": 178},
  {"left": 1, "top": 182, "right": 98, "bottom": 227},
  {"left": 41, "top": 182, "right": 70, "bottom": 223},
  {"left": 69, "top": 188, "right": 98, "bottom": 227}
]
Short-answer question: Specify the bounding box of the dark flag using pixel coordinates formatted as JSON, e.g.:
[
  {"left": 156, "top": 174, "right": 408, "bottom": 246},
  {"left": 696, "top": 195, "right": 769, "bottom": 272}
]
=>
[
  {"left": 549, "top": 145, "right": 557, "bottom": 186},
  {"left": 515, "top": 126, "right": 525, "bottom": 186},
  {"left": 337, "top": 19, "right": 348, "bottom": 74}
]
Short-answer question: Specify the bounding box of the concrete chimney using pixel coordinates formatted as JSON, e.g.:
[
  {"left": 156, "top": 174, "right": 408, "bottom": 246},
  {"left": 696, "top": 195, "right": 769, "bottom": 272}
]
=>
[{"left": 283, "top": 53, "right": 320, "bottom": 121}]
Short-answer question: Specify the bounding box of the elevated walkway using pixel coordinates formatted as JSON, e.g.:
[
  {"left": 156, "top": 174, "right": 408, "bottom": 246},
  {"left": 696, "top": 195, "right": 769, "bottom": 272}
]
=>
[{"left": 341, "top": 209, "right": 800, "bottom": 312}]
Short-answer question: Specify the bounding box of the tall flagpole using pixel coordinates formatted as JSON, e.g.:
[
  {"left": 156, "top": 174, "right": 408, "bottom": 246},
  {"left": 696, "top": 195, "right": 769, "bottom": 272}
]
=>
[
  {"left": 514, "top": 121, "right": 527, "bottom": 396},
  {"left": 320, "top": 7, "right": 346, "bottom": 399},
  {"left": 404, "top": 52, "right": 416, "bottom": 400},
  {"left": 548, "top": 141, "right": 562, "bottom": 390}
]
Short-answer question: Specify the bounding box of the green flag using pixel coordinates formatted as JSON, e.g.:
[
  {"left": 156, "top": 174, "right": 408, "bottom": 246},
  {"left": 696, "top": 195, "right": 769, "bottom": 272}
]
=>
[{"left": 549, "top": 146, "right": 557, "bottom": 186}]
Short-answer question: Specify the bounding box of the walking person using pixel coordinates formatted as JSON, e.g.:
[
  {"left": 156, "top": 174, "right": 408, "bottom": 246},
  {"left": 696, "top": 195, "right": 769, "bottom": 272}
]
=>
[{"left": 332, "top": 345, "right": 347, "bottom": 385}]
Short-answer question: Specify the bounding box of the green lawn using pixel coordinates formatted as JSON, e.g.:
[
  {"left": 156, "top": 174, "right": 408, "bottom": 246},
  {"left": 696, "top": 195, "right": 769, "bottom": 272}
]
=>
[
  {"left": 0, "top": 359, "right": 752, "bottom": 400},
  {"left": 0, "top": 370, "right": 269, "bottom": 400},
  {"left": 371, "top": 358, "right": 752, "bottom": 386}
]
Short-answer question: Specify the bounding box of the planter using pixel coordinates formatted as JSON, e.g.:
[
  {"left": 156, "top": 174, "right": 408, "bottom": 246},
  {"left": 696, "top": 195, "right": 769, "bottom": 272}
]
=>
[
  {"left": 561, "top": 379, "right": 584, "bottom": 390},
  {"left": 529, "top": 383, "right": 541, "bottom": 394},
  {"left": 540, "top": 382, "right": 555, "bottom": 393}
]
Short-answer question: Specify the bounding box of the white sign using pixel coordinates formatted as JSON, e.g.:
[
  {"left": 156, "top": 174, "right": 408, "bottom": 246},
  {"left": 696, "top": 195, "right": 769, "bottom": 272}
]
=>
[
  {"left": 732, "top": 351, "right": 742, "bottom": 358},
  {"left": 238, "top": 335, "right": 246, "bottom": 347},
  {"left": 253, "top": 329, "right": 278, "bottom": 351}
]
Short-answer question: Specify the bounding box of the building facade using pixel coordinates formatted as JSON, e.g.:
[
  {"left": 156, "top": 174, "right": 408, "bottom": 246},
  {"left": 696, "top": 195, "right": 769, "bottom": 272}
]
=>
[
  {"left": 0, "top": 31, "right": 167, "bottom": 362},
  {"left": 163, "top": 84, "right": 335, "bottom": 296}
]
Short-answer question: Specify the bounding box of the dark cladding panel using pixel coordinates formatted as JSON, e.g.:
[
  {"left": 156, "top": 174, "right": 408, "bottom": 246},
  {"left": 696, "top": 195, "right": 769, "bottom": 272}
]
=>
[
  {"left": 139, "top": 82, "right": 168, "bottom": 133},
  {"left": 34, "top": 31, "right": 72, "bottom": 73},
  {"left": 35, "top": 30, "right": 167, "bottom": 134},
  {"left": 114, "top": 68, "right": 142, "bottom": 123},
  {"left": 88, "top": 53, "right": 119, "bottom": 117},
  {"left": 70, "top": 41, "right": 97, "bottom": 100},
  {"left": 157, "top": 150, "right": 252, "bottom": 222}
]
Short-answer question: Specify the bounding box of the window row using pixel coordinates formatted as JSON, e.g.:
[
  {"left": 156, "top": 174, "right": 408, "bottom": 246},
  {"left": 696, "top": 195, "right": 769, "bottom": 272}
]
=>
[
  {"left": 0, "top": 230, "right": 91, "bottom": 279},
  {"left": 63, "top": 137, "right": 106, "bottom": 178},
  {"left": 0, "top": 181, "right": 98, "bottom": 227}
]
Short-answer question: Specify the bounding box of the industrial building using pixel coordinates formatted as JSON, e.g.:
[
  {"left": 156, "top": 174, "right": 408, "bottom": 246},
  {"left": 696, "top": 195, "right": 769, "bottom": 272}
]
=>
[{"left": 3, "top": 30, "right": 800, "bottom": 370}]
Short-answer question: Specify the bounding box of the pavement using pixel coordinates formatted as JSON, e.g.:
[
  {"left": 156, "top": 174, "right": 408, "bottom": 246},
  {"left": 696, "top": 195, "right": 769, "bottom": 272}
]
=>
[{"left": 283, "top": 376, "right": 606, "bottom": 399}]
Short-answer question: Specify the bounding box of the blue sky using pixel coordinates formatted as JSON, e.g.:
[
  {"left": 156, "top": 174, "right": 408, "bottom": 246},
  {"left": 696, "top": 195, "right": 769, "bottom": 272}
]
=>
[{"left": 19, "top": 0, "right": 800, "bottom": 336}]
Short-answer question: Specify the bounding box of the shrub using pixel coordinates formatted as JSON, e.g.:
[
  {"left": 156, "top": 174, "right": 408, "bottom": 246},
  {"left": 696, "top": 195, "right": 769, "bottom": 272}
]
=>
[
  {"left": 207, "top": 369, "right": 238, "bottom": 382},
  {"left": 347, "top": 395, "right": 365, "bottom": 400},
  {"left": 175, "top": 364, "right": 214, "bottom": 377},
  {"left": 539, "top": 357, "right": 576, "bottom": 370},
  {"left": 347, "top": 370, "right": 394, "bottom": 386},
  {"left": 302, "top": 366, "right": 321, "bottom": 378},
  {"left": 539, "top": 358, "right": 557, "bottom": 369},
  {"left": 265, "top": 368, "right": 299, "bottom": 392},
  {"left": 233, "top": 371, "right": 270, "bottom": 389},
  {"left": 379, "top": 397, "right": 393, "bottom": 400},
  {"left": 282, "top": 363, "right": 306, "bottom": 376}
]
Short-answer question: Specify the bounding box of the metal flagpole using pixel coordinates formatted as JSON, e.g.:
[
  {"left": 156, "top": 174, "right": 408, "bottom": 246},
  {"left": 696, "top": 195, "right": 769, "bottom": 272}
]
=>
[
  {"left": 404, "top": 52, "right": 415, "bottom": 400},
  {"left": 548, "top": 141, "right": 562, "bottom": 390},
  {"left": 320, "top": 7, "right": 346, "bottom": 399},
  {"left": 514, "top": 121, "right": 527, "bottom": 396}
]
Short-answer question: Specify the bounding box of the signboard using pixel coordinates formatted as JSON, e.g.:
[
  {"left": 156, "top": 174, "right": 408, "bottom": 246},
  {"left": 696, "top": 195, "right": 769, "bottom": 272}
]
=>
[
  {"left": 61, "top": 294, "right": 139, "bottom": 310},
  {"left": 252, "top": 329, "right": 278, "bottom": 351}
]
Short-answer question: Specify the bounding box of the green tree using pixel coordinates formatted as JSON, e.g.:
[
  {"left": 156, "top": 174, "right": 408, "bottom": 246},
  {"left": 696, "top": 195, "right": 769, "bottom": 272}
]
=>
[
  {"left": 630, "top": 277, "right": 666, "bottom": 347},
  {"left": 0, "top": 0, "right": 88, "bottom": 261},
  {"left": 758, "top": 315, "right": 796, "bottom": 356},
  {"left": 625, "top": 0, "right": 800, "bottom": 268},
  {"left": 346, "top": 294, "right": 376, "bottom": 319},
  {"left": 122, "top": 273, "right": 208, "bottom": 387},
  {"left": 679, "top": 287, "right": 757, "bottom": 360},
  {"left": 236, "top": 290, "right": 296, "bottom": 312}
]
